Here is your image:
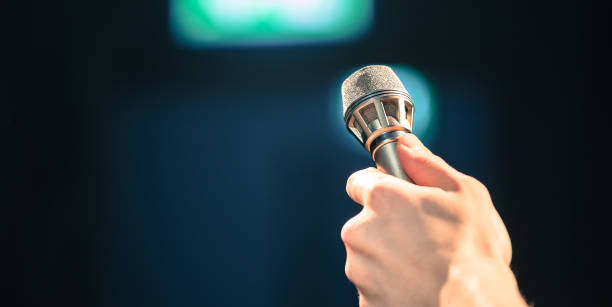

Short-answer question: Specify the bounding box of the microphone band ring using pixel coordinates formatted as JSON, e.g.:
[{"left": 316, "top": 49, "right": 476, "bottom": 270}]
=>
[
  {"left": 371, "top": 139, "right": 398, "bottom": 161},
  {"left": 364, "top": 126, "right": 410, "bottom": 153},
  {"left": 369, "top": 130, "right": 409, "bottom": 160}
]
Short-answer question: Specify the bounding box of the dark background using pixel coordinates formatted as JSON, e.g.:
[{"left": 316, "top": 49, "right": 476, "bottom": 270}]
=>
[{"left": 5, "top": 0, "right": 607, "bottom": 306}]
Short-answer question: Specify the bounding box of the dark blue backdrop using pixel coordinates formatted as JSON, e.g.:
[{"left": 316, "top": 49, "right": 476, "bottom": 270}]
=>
[{"left": 7, "top": 0, "right": 599, "bottom": 306}]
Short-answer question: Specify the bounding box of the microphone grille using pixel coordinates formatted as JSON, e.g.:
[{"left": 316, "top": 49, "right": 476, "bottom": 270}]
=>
[{"left": 341, "top": 65, "right": 408, "bottom": 118}]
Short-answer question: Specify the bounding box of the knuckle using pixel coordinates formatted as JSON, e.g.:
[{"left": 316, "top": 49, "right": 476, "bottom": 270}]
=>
[
  {"left": 344, "top": 257, "right": 370, "bottom": 292},
  {"left": 344, "top": 260, "right": 355, "bottom": 281},
  {"left": 457, "top": 175, "right": 473, "bottom": 188},
  {"left": 363, "top": 178, "right": 394, "bottom": 209},
  {"left": 340, "top": 220, "right": 358, "bottom": 245},
  {"left": 346, "top": 171, "right": 358, "bottom": 192},
  {"left": 459, "top": 174, "right": 488, "bottom": 193}
]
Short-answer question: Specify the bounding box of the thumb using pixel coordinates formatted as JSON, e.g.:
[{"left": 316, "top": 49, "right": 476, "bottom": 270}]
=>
[{"left": 396, "top": 134, "right": 460, "bottom": 191}]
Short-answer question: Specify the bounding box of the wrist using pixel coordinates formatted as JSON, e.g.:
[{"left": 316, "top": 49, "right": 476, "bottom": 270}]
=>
[{"left": 440, "top": 258, "right": 527, "bottom": 307}]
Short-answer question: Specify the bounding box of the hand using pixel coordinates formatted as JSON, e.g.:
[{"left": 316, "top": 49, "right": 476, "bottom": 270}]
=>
[{"left": 342, "top": 134, "right": 527, "bottom": 307}]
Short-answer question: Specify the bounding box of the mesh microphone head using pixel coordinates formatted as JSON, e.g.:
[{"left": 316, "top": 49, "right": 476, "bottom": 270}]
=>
[
  {"left": 341, "top": 65, "right": 414, "bottom": 149},
  {"left": 342, "top": 65, "right": 408, "bottom": 119}
]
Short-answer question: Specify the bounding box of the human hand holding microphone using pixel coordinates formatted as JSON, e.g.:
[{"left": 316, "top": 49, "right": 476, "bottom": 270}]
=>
[{"left": 340, "top": 66, "right": 528, "bottom": 307}]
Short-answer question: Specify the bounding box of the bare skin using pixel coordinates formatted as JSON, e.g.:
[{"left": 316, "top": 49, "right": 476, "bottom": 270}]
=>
[{"left": 342, "top": 134, "right": 528, "bottom": 307}]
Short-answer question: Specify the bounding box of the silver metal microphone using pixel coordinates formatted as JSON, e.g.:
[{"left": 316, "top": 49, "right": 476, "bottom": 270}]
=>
[{"left": 341, "top": 65, "right": 415, "bottom": 181}]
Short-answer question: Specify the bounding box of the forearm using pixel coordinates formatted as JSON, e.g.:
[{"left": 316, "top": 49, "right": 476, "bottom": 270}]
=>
[{"left": 441, "top": 260, "right": 528, "bottom": 307}]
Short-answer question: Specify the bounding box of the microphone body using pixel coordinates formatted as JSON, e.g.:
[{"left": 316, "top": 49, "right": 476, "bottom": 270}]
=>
[
  {"left": 373, "top": 138, "right": 409, "bottom": 180},
  {"left": 341, "top": 65, "right": 415, "bottom": 181}
]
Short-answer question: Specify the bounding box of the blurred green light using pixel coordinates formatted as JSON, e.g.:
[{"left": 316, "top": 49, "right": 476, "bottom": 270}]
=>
[{"left": 170, "top": 0, "right": 373, "bottom": 47}]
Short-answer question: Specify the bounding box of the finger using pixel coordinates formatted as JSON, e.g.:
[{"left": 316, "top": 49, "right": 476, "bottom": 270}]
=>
[
  {"left": 346, "top": 167, "right": 418, "bottom": 206},
  {"left": 397, "top": 134, "right": 460, "bottom": 191},
  {"left": 346, "top": 168, "right": 384, "bottom": 206},
  {"left": 340, "top": 208, "right": 380, "bottom": 253},
  {"left": 344, "top": 248, "right": 381, "bottom": 301}
]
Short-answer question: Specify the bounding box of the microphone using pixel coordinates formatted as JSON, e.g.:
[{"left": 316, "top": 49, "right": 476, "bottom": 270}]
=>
[{"left": 341, "top": 65, "right": 415, "bottom": 181}]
